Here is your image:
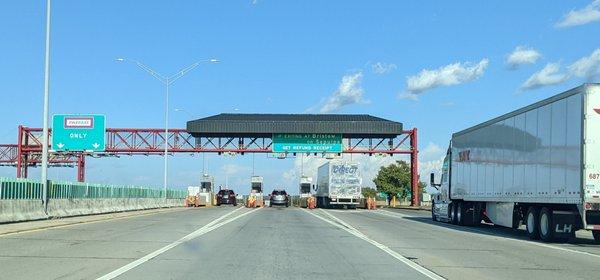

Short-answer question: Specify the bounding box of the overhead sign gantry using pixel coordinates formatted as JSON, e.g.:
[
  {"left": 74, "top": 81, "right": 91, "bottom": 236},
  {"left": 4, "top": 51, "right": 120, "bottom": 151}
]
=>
[{"left": 0, "top": 113, "right": 421, "bottom": 206}]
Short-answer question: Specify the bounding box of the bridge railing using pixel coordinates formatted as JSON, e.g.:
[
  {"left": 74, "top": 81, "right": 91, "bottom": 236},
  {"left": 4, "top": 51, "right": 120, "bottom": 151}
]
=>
[{"left": 0, "top": 177, "right": 187, "bottom": 200}]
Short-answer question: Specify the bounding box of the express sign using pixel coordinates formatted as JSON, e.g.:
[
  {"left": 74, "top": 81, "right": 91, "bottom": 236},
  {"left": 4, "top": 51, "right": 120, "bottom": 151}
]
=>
[{"left": 52, "top": 114, "right": 106, "bottom": 152}]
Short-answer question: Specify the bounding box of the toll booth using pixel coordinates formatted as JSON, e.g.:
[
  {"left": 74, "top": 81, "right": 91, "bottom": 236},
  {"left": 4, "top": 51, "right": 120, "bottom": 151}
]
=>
[
  {"left": 197, "top": 174, "right": 214, "bottom": 206},
  {"left": 248, "top": 176, "right": 264, "bottom": 207},
  {"left": 299, "top": 176, "right": 313, "bottom": 208}
]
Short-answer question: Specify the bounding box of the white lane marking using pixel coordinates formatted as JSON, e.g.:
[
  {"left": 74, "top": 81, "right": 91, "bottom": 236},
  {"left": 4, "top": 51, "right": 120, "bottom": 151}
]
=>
[
  {"left": 375, "top": 209, "right": 600, "bottom": 260},
  {"left": 97, "top": 207, "right": 260, "bottom": 280},
  {"left": 301, "top": 209, "right": 444, "bottom": 280}
]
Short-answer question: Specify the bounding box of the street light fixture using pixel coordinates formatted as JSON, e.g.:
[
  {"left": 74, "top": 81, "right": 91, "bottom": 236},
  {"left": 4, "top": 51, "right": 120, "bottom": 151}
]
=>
[{"left": 117, "top": 57, "right": 218, "bottom": 201}]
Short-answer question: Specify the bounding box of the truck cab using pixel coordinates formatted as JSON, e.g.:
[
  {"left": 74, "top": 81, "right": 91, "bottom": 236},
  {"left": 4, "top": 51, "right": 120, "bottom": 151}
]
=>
[{"left": 431, "top": 148, "right": 451, "bottom": 222}]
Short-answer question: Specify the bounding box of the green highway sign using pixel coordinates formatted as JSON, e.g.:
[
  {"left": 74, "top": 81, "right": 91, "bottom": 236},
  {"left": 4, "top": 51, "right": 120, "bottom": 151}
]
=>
[
  {"left": 272, "top": 133, "right": 342, "bottom": 153},
  {"left": 52, "top": 114, "right": 106, "bottom": 152}
]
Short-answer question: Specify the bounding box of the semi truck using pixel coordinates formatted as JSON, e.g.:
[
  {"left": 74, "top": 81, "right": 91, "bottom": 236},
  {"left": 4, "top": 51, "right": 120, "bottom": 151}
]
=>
[
  {"left": 316, "top": 161, "right": 362, "bottom": 209},
  {"left": 430, "top": 84, "right": 600, "bottom": 243}
]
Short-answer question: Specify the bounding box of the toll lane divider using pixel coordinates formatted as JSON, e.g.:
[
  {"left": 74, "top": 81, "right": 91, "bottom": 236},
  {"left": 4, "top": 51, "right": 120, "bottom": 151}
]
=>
[
  {"left": 301, "top": 208, "right": 445, "bottom": 280},
  {"left": 96, "top": 206, "right": 260, "bottom": 280}
]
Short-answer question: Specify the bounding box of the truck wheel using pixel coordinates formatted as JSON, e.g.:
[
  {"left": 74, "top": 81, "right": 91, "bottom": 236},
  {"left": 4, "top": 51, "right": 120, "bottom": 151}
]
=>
[
  {"left": 431, "top": 202, "right": 438, "bottom": 222},
  {"left": 593, "top": 230, "right": 600, "bottom": 244},
  {"left": 526, "top": 206, "right": 540, "bottom": 240},
  {"left": 457, "top": 202, "right": 465, "bottom": 225},
  {"left": 450, "top": 202, "right": 458, "bottom": 225},
  {"left": 539, "top": 207, "right": 555, "bottom": 242}
]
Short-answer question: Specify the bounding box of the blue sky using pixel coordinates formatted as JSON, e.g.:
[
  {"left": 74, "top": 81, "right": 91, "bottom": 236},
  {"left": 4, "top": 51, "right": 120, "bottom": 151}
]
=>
[{"left": 1, "top": 1, "right": 599, "bottom": 194}]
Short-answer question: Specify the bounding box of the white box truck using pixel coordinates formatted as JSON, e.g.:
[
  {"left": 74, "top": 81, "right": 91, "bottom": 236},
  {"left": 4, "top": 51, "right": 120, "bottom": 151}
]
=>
[
  {"left": 316, "top": 161, "right": 362, "bottom": 209},
  {"left": 431, "top": 84, "right": 600, "bottom": 243}
]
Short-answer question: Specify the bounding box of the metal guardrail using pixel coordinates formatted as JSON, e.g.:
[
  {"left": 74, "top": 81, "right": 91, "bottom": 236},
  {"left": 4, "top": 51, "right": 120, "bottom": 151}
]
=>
[{"left": 0, "top": 177, "right": 187, "bottom": 200}]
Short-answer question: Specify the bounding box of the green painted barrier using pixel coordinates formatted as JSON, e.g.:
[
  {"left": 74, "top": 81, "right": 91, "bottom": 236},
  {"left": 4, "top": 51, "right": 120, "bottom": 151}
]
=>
[{"left": 0, "top": 177, "right": 186, "bottom": 200}]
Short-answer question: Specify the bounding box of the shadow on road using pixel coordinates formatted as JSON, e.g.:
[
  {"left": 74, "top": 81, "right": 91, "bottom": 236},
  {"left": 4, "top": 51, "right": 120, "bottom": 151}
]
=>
[{"left": 403, "top": 215, "right": 599, "bottom": 246}]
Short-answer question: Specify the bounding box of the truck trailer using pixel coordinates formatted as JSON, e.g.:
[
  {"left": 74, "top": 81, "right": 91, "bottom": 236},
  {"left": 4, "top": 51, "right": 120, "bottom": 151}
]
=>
[
  {"left": 431, "top": 84, "right": 600, "bottom": 242},
  {"left": 316, "top": 161, "right": 362, "bottom": 209}
]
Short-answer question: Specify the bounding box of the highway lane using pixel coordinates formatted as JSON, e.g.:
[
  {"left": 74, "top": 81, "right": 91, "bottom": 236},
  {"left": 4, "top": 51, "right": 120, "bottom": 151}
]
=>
[
  {"left": 323, "top": 208, "right": 600, "bottom": 280},
  {"left": 0, "top": 206, "right": 242, "bottom": 279},
  {"left": 1, "top": 206, "right": 599, "bottom": 280},
  {"left": 107, "top": 207, "right": 433, "bottom": 280}
]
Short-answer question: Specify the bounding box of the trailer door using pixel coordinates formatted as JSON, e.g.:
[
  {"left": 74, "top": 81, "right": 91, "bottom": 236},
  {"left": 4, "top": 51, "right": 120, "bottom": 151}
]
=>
[{"left": 584, "top": 85, "right": 600, "bottom": 229}]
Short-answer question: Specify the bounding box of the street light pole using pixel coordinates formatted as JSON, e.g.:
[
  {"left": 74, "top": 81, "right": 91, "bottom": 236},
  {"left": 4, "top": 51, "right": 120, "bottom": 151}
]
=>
[
  {"left": 164, "top": 82, "right": 169, "bottom": 201},
  {"left": 41, "top": 0, "right": 52, "bottom": 210},
  {"left": 117, "top": 58, "right": 218, "bottom": 201}
]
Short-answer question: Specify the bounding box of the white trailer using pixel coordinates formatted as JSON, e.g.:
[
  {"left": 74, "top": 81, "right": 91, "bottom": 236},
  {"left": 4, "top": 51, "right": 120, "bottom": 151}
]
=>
[
  {"left": 431, "top": 84, "right": 600, "bottom": 242},
  {"left": 316, "top": 161, "right": 362, "bottom": 209}
]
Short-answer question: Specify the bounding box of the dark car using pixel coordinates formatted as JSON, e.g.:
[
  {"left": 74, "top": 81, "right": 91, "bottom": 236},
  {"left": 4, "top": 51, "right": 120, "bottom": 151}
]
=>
[
  {"left": 269, "top": 189, "right": 289, "bottom": 207},
  {"left": 216, "top": 189, "right": 237, "bottom": 206}
]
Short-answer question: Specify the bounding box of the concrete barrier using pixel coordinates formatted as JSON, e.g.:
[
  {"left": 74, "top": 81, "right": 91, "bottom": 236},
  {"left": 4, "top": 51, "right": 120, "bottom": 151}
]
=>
[
  {"left": 0, "top": 198, "right": 185, "bottom": 224},
  {"left": 0, "top": 200, "right": 47, "bottom": 223}
]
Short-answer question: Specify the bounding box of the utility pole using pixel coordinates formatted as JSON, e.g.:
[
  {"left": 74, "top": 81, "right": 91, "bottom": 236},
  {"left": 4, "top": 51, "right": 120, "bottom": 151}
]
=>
[{"left": 40, "top": 0, "right": 52, "bottom": 211}]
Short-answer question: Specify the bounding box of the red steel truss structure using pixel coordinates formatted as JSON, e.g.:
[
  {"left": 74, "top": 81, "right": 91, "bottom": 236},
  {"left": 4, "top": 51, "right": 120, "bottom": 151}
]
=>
[{"left": 0, "top": 126, "right": 420, "bottom": 206}]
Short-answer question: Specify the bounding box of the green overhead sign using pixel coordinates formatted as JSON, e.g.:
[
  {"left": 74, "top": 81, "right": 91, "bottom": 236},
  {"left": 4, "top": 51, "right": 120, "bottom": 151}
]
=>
[
  {"left": 52, "top": 114, "right": 106, "bottom": 152},
  {"left": 272, "top": 133, "right": 342, "bottom": 153}
]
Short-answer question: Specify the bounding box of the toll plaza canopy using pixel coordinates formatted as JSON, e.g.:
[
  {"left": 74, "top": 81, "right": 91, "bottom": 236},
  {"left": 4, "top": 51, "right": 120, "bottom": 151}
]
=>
[{"left": 186, "top": 114, "right": 403, "bottom": 138}]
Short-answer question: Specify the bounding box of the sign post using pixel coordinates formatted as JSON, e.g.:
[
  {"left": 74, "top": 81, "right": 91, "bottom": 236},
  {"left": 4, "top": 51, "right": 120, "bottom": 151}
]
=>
[
  {"left": 52, "top": 114, "right": 106, "bottom": 152},
  {"left": 272, "top": 133, "right": 342, "bottom": 153}
]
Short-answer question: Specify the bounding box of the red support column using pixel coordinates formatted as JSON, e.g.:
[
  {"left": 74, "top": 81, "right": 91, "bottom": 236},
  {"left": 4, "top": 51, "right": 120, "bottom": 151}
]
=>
[
  {"left": 77, "top": 154, "right": 85, "bottom": 182},
  {"left": 16, "top": 126, "right": 23, "bottom": 178},
  {"left": 410, "top": 128, "right": 419, "bottom": 207}
]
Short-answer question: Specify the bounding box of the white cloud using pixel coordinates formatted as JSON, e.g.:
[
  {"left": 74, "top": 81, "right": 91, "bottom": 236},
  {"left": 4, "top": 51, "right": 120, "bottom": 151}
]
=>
[
  {"left": 401, "top": 59, "right": 489, "bottom": 99},
  {"left": 419, "top": 158, "right": 444, "bottom": 191},
  {"left": 311, "top": 72, "right": 367, "bottom": 113},
  {"left": 371, "top": 62, "right": 397, "bottom": 74},
  {"left": 568, "top": 48, "right": 600, "bottom": 79},
  {"left": 420, "top": 142, "right": 445, "bottom": 162},
  {"left": 556, "top": 0, "right": 600, "bottom": 28},
  {"left": 221, "top": 163, "right": 251, "bottom": 176},
  {"left": 417, "top": 142, "right": 446, "bottom": 191},
  {"left": 506, "top": 46, "right": 541, "bottom": 69},
  {"left": 520, "top": 62, "right": 569, "bottom": 90}
]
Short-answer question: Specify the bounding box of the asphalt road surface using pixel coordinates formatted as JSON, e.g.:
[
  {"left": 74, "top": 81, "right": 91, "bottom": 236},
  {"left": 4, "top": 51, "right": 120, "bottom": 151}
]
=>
[{"left": 1, "top": 206, "right": 599, "bottom": 280}]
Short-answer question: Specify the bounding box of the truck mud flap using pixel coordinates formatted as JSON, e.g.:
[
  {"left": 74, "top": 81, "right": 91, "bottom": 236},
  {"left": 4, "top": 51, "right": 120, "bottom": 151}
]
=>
[{"left": 553, "top": 210, "right": 579, "bottom": 238}]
